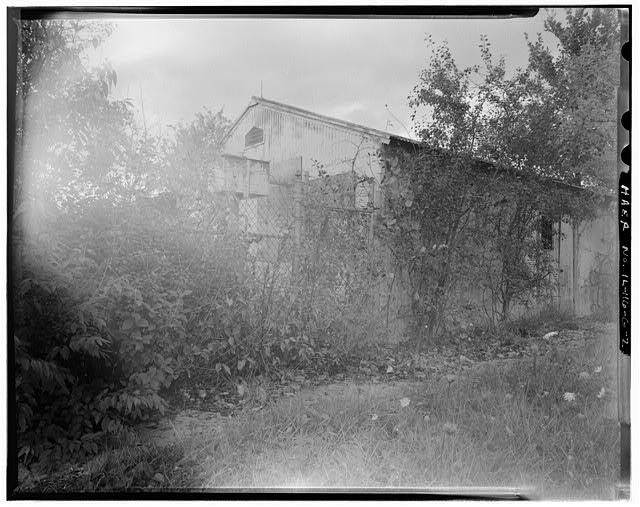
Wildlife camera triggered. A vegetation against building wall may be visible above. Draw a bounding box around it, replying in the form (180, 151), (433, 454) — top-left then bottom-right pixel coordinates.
(380, 8), (618, 345)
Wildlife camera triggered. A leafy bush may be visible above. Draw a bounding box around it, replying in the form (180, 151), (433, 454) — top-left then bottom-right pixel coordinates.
(14, 193), (253, 467)
(16, 179), (353, 471)
(11, 17), (316, 479)
(295, 176), (388, 353)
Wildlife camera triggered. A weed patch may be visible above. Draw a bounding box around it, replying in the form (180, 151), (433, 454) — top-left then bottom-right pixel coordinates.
(17, 440), (200, 492)
(183, 324), (618, 498)
(20, 321), (617, 498)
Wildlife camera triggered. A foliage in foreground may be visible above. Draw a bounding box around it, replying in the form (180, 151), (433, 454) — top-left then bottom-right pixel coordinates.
(17, 324), (617, 498)
(195, 325), (618, 498)
(12, 17), (290, 474)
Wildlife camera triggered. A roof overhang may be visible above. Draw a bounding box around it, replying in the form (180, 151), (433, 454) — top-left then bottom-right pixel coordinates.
(221, 152), (269, 164)
(221, 96), (418, 148)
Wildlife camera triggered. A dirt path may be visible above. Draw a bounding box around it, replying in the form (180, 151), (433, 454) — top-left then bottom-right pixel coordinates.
(139, 321), (617, 446)
(139, 379), (425, 446)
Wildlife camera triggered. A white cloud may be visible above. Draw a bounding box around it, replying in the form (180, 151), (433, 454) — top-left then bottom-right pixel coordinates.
(82, 13), (551, 133)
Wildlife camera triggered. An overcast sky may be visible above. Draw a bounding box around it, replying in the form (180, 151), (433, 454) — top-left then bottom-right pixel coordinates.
(88, 11), (562, 138)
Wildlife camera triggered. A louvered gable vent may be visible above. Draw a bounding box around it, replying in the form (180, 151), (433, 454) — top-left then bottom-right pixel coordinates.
(245, 126), (264, 148)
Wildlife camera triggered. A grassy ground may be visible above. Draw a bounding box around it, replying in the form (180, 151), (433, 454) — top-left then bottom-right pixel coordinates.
(21, 321), (619, 498)
(187, 324), (617, 498)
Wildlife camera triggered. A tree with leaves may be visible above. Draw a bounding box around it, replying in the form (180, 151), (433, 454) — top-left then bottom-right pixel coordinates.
(15, 20), (134, 209)
(11, 18), (252, 480)
(159, 107), (231, 211)
(526, 8), (619, 189)
(382, 8), (618, 343)
(10, 18), (194, 474)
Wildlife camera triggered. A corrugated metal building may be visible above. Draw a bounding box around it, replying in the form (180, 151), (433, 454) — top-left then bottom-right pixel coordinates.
(219, 96), (615, 332)
(221, 96), (394, 184)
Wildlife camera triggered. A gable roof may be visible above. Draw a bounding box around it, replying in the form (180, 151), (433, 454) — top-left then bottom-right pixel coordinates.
(221, 96), (419, 146)
(221, 96), (609, 197)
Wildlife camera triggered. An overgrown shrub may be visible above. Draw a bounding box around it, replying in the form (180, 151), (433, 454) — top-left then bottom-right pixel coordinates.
(296, 176), (388, 353)
(11, 17), (324, 478)
(17, 182), (368, 470)
(14, 193), (256, 468)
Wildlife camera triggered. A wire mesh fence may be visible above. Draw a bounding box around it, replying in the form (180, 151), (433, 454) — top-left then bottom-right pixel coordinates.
(213, 166), (406, 346)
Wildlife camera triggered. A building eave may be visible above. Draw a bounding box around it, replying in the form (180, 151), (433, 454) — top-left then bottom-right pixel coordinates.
(221, 96), (421, 148)
(221, 152), (269, 164)
(220, 99), (260, 146)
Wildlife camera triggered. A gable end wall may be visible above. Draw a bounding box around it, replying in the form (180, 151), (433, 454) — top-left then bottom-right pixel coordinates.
(223, 104), (388, 183)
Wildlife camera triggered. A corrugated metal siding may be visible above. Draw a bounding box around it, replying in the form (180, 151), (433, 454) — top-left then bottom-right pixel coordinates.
(223, 104), (387, 183)
(223, 102), (616, 333)
(558, 214), (616, 316)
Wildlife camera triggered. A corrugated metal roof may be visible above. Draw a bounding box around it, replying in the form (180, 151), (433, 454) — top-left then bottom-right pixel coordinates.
(222, 96), (419, 146)
(222, 97), (598, 195)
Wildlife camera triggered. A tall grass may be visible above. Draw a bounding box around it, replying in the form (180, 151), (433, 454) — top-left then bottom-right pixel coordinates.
(178, 324), (617, 498)
(23, 323), (618, 498)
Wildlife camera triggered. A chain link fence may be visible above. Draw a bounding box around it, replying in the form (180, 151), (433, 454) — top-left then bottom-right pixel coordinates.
(213, 161), (405, 347)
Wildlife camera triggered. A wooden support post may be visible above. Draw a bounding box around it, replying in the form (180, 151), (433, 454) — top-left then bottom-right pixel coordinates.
(368, 179), (376, 247)
(244, 159), (250, 199)
(292, 160), (304, 278)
